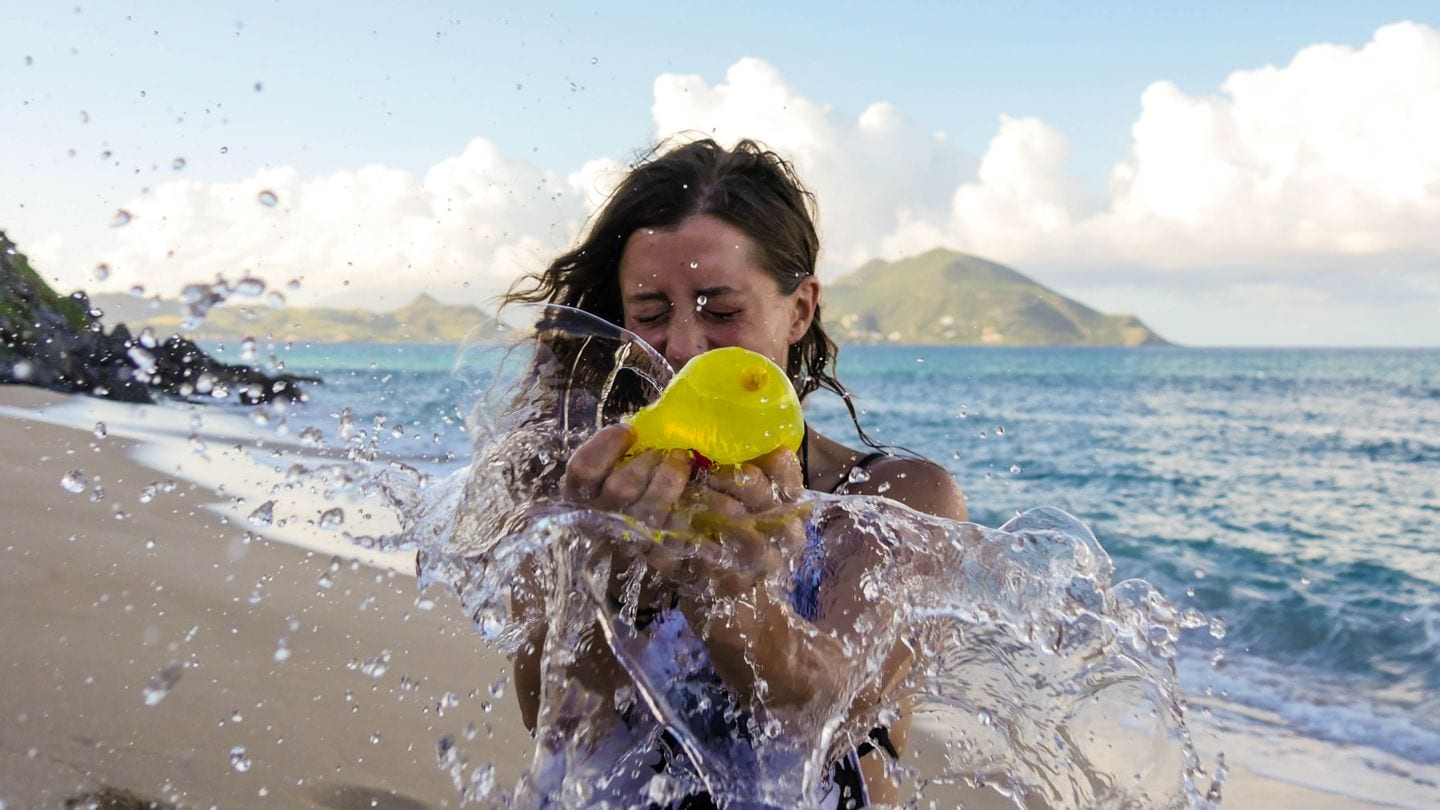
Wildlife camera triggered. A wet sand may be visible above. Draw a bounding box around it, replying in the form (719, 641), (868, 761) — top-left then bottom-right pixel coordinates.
(0, 386), (528, 808)
(0, 385), (1429, 808)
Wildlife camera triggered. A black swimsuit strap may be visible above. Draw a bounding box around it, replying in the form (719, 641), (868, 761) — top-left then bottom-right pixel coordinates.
(800, 422), (890, 494)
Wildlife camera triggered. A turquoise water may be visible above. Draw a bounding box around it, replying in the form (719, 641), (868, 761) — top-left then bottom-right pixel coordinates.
(256, 341), (1440, 766)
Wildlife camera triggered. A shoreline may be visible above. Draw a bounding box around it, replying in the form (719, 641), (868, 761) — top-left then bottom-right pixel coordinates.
(1, 384), (1434, 808)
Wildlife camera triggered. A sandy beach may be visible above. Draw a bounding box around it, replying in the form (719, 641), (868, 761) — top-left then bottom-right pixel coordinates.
(1, 385), (1432, 808)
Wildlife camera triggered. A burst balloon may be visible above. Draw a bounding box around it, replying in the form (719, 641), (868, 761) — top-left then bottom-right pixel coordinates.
(626, 347), (804, 466)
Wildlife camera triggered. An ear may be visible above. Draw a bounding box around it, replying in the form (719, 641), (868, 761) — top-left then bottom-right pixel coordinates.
(787, 275), (821, 344)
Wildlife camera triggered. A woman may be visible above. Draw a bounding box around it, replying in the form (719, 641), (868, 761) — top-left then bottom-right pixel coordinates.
(502, 138), (967, 806)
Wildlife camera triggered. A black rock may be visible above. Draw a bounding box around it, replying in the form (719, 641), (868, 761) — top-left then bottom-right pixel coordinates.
(1, 230), (315, 405)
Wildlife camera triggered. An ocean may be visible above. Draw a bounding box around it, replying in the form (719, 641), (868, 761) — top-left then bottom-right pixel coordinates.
(250, 341), (1440, 782)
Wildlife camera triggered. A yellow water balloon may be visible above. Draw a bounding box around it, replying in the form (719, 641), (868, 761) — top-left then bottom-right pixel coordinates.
(626, 347), (804, 466)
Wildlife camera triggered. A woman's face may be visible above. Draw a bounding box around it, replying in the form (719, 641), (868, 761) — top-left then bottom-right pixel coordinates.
(618, 214), (819, 373)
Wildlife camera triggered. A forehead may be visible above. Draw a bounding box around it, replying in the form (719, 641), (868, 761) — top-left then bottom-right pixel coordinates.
(618, 215), (771, 293)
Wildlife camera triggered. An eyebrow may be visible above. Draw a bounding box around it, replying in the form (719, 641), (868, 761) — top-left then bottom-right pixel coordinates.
(624, 285), (742, 304)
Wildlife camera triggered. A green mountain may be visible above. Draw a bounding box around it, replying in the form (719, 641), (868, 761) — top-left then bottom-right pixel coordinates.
(114, 293), (491, 344)
(101, 248), (1165, 346)
(824, 248), (1169, 346)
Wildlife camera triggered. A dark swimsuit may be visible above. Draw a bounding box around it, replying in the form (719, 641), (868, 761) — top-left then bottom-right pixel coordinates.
(646, 441), (898, 809)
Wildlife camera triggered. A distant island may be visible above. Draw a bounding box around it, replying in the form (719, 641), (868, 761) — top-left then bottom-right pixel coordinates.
(97, 292), (491, 345)
(101, 248), (1167, 347)
(825, 248), (1168, 346)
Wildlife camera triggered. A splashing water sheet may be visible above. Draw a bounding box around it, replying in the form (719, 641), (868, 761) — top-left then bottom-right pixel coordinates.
(396, 306), (1219, 808)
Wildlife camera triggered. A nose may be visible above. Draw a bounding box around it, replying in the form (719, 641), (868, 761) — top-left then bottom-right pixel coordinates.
(662, 312), (707, 370)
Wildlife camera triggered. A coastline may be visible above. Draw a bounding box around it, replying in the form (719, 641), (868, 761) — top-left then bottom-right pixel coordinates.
(0, 384), (1432, 808)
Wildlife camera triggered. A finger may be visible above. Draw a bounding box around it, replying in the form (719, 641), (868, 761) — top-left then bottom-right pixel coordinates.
(562, 424), (635, 498)
(705, 463), (771, 512)
(753, 448), (804, 501)
(629, 451), (692, 528)
(596, 450), (664, 510)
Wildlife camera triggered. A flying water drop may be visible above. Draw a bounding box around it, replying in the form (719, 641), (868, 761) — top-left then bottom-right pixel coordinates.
(257, 190), (278, 207)
(247, 500), (275, 527)
(318, 508), (345, 531)
(143, 661), (184, 706)
(61, 470), (87, 494)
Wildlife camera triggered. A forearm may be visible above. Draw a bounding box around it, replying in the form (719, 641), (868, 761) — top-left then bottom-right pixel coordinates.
(681, 583), (847, 708)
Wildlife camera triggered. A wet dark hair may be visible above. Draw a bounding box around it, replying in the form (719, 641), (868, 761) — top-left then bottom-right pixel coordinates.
(502, 137), (877, 443)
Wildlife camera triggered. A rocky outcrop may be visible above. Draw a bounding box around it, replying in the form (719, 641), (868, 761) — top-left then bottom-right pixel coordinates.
(1, 231), (312, 405)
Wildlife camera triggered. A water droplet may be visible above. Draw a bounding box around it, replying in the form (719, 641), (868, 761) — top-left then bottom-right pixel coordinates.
(93, 263), (110, 281)
(695, 294), (707, 310)
(229, 710), (243, 723)
(229, 746), (251, 772)
(337, 408), (356, 439)
(1207, 616), (1227, 640)
(488, 676), (507, 699)
(273, 637), (291, 662)
(92, 422), (107, 439)
(845, 466), (871, 485)
(110, 209), (132, 227)
(359, 649), (391, 678)
(61, 470), (87, 494)
(257, 190), (278, 207)
(220, 146), (229, 154)
(188, 434), (207, 455)
(143, 661), (184, 706)
(995, 425), (1006, 436)
(688, 260), (699, 270)
(247, 500), (275, 527)
(129, 284), (146, 297)
(239, 336), (258, 362)
(172, 157), (186, 170)
(233, 276), (265, 297)
(299, 427), (324, 448)
(876, 481), (891, 494)
(1009, 464), (1022, 475)
(318, 508), (344, 531)
(138, 483), (158, 504)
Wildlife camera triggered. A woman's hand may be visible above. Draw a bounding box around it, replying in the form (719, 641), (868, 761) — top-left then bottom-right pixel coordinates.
(561, 424), (693, 531)
(684, 448), (807, 597)
(560, 425), (806, 594)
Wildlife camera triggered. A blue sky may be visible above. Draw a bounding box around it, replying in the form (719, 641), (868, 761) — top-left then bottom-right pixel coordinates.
(4, 1), (1438, 345)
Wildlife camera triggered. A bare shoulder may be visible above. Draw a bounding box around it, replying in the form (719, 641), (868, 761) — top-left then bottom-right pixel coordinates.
(855, 456), (968, 522)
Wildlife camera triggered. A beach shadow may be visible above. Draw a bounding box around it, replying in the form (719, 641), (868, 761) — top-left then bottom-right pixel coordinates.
(308, 783), (431, 810)
(63, 785), (178, 810)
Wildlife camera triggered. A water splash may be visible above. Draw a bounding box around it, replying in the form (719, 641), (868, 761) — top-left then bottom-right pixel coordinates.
(388, 305), (1216, 807)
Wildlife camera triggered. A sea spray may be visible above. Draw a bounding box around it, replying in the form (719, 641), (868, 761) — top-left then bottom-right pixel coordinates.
(388, 306), (1219, 808)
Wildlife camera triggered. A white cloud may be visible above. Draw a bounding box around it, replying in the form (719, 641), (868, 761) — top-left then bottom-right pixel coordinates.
(923, 21), (1440, 273)
(650, 58), (972, 273)
(37, 138), (591, 308)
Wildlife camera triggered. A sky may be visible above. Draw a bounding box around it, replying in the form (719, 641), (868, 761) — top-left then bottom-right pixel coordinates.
(2, 1), (1438, 346)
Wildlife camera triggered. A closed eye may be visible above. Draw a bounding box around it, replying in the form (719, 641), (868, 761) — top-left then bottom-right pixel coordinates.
(703, 309), (740, 321)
